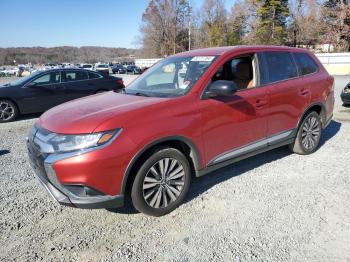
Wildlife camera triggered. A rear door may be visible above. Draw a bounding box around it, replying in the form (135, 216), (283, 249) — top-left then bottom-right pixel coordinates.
(61, 70), (92, 101)
(259, 51), (310, 139)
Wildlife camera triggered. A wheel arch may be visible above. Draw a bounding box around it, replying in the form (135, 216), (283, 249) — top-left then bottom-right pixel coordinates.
(0, 97), (21, 114)
(297, 102), (326, 130)
(121, 136), (201, 195)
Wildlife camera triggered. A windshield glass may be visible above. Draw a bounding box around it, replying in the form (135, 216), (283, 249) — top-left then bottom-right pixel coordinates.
(10, 70), (43, 86)
(98, 64), (108, 68)
(126, 56), (216, 97)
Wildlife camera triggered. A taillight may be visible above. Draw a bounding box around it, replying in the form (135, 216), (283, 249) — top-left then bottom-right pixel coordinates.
(116, 79), (124, 86)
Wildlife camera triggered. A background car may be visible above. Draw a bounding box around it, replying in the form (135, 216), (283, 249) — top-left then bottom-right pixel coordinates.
(112, 64), (126, 74)
(94, 64), (109, 75)
(126, 65), (141, 74)
(80, 64), (93, 70)
(0, 68), (124, 122)
(341, 82), (350, 105)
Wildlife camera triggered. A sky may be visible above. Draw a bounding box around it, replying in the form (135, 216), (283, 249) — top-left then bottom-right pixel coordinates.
(0, 0), (234, 49)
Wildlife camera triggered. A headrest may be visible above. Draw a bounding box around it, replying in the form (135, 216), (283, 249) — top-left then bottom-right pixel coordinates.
(236, 62), (252, 80)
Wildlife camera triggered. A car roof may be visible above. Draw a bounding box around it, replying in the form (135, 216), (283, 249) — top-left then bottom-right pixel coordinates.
(172, 45), (310, 57)
(41, 68), (97, 73)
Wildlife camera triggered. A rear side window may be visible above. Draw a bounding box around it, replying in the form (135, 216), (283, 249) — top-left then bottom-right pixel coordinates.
(89, 72), (102, 79)
(261, 52), (298, 84)
(293, 52), (319, 76)
(62, 71), (88, 82)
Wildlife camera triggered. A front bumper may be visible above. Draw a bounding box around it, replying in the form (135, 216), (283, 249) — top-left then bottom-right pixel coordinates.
(27, 137), (124, 209)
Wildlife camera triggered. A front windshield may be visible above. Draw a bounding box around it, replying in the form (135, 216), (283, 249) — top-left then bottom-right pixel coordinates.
(126, 56), (217, 97)
(10, 70), (43, 86)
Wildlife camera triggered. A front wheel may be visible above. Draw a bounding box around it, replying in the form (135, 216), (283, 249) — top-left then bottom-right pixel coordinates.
(0, 100), (18, 123)
(289, 111), (322, 155)
(131, 147), (191, 216)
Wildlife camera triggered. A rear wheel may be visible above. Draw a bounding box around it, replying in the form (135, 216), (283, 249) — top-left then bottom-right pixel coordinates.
(131, 147), (191, 216)
(0, 100), (18, 123)
(289, 111), (322, 155)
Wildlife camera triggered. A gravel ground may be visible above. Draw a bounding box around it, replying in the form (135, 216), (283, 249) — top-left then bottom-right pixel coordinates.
(0, 75), (349, 261)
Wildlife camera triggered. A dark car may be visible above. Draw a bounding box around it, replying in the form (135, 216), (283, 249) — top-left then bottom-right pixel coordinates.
(112, 64), (126, 74)
(0, 68), (124, 122)
(341, 82), (350, 105)
(126, 65), (141, 74)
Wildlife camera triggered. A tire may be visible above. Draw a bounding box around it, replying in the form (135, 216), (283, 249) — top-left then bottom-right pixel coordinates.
(289, 111), (322, 155)
(131, 146), (191, 216)
(0, 99), (18, 123)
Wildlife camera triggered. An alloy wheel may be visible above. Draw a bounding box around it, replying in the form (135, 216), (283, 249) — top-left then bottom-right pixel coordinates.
(0, 101), (15, 121)
(301, 116), (321, 150)
(142, 158), (185, 209)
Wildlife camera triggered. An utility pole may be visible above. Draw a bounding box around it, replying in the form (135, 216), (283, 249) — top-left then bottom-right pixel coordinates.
(188, 6), (192, 51)
(189, 20), (191, 51)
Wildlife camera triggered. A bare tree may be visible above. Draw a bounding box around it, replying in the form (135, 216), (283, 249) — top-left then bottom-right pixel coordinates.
(321, 0), (350, 51)
(200, 0), (227, 47)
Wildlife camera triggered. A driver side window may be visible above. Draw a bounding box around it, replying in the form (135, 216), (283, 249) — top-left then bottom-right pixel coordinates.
(33, 72), (61, 85)
(211, 54), (257, 91)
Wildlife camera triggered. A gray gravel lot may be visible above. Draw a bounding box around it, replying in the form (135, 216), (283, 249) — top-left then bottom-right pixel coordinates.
(0, 75), (349, 261)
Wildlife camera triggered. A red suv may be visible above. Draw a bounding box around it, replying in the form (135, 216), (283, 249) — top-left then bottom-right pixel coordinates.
(27, 46), (334, 216)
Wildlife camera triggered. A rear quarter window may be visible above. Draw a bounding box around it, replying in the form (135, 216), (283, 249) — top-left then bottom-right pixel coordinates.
(293, 52), (319, 76)
(89, 72), (102, 79)
(261, 51), (298, 84)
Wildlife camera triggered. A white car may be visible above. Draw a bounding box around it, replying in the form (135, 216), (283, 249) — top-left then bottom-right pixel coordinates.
(80, 64), (93, 70)
(2, 68), (19, 76)
(94, 64), (109, 74)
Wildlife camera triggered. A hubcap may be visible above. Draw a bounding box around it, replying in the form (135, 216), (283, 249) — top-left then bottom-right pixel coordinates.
(142, 158), (185, 209)
(0, 101), (14, 121)
(301, 116), (320, 150)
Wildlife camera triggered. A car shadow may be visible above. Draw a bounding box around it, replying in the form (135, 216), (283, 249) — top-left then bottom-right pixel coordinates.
(107, 120), (341, 215)
(0, 149), (10, 156)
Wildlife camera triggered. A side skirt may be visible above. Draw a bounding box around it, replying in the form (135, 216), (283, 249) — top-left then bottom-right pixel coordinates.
(196, 133), (295, 177)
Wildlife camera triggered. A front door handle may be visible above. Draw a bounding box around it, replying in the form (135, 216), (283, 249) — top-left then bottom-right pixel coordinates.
(255, 99), (268, 109)
(299, 88), (310, 96)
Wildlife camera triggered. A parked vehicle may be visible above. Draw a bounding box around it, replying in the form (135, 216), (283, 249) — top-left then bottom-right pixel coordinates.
(126, 65), (141, 74)
(80, 64), (93, 70)
(95, 64), (109, 75)
(0, 68), (124, 122)
(112, 64), (127, 74)
(341, 82), (350, 105)
(27, 46), (334, 216)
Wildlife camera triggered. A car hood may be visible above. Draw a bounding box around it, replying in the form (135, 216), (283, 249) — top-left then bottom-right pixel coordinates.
(39, 92), (167, 134)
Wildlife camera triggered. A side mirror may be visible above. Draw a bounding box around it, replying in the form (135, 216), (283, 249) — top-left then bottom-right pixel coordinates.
(206, 80), (237, 97)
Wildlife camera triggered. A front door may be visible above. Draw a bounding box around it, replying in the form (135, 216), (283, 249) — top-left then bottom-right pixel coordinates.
(21, 71), (65, 113)
(200, 53), (269, 166)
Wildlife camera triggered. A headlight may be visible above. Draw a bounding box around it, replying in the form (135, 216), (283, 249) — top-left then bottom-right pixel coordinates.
(34, 129), (122, 153)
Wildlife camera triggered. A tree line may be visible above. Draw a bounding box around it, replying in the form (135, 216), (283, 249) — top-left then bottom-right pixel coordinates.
(0, 46), (137, 65)
(139, 0), (350, 57)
